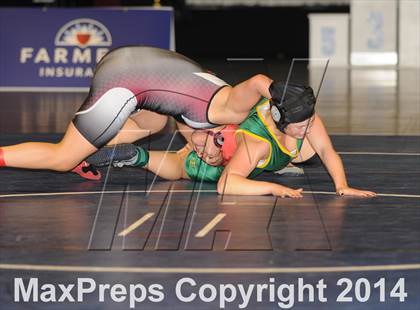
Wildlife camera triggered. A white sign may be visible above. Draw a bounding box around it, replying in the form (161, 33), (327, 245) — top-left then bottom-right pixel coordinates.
(309, 14), (349, 67)
(351, 0), (397, 66)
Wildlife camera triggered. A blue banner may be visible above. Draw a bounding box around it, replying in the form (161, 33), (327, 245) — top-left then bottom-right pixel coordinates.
(0, 7), (174, 89)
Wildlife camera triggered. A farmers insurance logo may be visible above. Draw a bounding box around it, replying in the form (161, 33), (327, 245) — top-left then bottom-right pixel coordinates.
(55, 18), (112, 48)
(20, 18), (112, 78)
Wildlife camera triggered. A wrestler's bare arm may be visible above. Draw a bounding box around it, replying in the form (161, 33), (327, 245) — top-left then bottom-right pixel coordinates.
(208, 74), (273, 125)
(306, 114), (376, 197)
(217, 132), (303, 198)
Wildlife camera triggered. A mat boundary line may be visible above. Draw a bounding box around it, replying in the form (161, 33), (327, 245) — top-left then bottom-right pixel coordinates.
(1, 263), (420, 274)
(1, 190), (419, 199)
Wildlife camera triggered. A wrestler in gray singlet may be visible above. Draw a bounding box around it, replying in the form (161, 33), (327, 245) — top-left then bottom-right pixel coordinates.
(73, 46), (229, 147)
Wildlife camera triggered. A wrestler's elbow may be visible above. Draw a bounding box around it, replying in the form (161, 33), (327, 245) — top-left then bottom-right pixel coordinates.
(216, 180), (224, 195)
(247, 74), (272, 98)
(249, 74), (272, 89)
(217, 171), (237, 194)
(217, 173), (228, 195)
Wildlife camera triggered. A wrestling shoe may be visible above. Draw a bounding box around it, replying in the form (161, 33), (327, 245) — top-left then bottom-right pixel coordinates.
(87, 144), (148, 168)
(87, 144), (138, 167)
(72, 161), (101, 180)
(274, 164), (304, 176)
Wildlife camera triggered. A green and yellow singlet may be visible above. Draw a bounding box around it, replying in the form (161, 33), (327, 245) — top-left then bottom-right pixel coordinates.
(185, 98), (303, 182)
(237, 98), (303, 178)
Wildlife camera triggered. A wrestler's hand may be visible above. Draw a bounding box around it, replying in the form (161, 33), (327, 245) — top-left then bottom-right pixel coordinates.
(272, 185), (303, 198)
(336, 187), (376, 197)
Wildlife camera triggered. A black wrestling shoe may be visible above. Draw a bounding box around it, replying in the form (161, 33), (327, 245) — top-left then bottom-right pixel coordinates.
(87, 144), (138, 167)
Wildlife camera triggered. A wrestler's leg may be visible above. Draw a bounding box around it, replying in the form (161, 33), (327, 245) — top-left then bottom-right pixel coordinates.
(175, 121), (196, 146)
(130, 110), (168, 135)
(1, 122), (97, 171)
(87, 142), (191, 181)
(208, 74), (272, 125)
(145, 146), (190, 181)
(87, 115), (177, 168)
(106, 111), (168, 145)
(1, 46), (145, 172)
(2, 87), (139, 171)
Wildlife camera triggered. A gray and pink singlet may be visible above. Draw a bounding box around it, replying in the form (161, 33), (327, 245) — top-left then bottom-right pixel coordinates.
(73, 46), (229, 147)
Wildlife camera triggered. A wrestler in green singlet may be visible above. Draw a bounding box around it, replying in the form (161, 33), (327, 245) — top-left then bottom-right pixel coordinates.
(185, 98), (303, 182)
